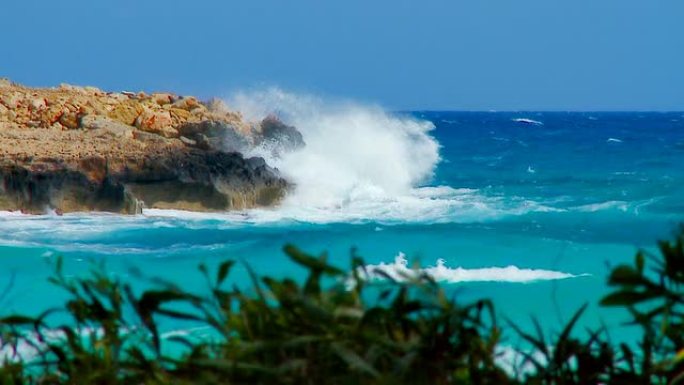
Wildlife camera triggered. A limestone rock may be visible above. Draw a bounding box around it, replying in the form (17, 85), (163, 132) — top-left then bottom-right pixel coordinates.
(109, 100), (143, 125)
(59, 110), (81, 129)
(0, 92), (21, 109)
(172, 97), (202, 111)
(58, 83), (88, 94)
(0, 78), (300, 214)
(169, 107), (191, 125)
(84, 86), (104, 95)
(151, 93), (175, 105)
(38, 105), (67, 126)
(81, 115), (134, 138)
(30, 97), (47, 111)
(135, 109), (176, 137)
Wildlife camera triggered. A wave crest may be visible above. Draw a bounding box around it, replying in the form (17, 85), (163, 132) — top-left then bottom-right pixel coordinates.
(228, 90), (561, 224)
(355, 253), (589, 285)
(232, 89), (440, 208)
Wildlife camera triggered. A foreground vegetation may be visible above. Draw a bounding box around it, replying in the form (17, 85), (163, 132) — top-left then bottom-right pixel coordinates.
(1, 229), (684, 384)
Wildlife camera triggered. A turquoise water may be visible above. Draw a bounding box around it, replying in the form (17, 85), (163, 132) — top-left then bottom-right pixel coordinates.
(1, 111), (682, 343)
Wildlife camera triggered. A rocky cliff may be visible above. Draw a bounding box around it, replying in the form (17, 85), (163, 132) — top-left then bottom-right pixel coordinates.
(0, 79), (302, 214)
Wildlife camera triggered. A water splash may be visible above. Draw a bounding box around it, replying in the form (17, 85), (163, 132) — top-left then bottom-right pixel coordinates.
(354, 252), (589, 285)
(232, 89), (440, 207)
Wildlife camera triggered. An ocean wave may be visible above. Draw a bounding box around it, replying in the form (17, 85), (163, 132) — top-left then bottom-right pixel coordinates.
(164, 90), (567, 225)
(144, 189), (561, 225)
(573, 201), (629, 213)
(0, 92), (663, 233)
(353, 253), (589, 285)
(569, 197), (661, 215)
(0, 193), (654, 247)
(512, 118), (544, 126)
(233, 89), (441, 209)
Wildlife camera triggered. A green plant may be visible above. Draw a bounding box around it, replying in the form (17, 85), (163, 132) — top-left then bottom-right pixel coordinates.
(0, 227), (684, 384)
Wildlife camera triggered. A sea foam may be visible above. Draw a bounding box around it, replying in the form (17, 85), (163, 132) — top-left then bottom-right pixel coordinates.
(226, 90), (556, 224)
(353, 253), (589, 286)
(232, 89), (440, 206)
(512, 118), (544, 126)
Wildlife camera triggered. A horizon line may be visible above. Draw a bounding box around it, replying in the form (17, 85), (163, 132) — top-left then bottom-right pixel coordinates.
(402, 109), (684, 114)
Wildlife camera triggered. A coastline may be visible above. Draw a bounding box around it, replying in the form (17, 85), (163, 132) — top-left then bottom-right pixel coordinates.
(0, 79), (302, 214)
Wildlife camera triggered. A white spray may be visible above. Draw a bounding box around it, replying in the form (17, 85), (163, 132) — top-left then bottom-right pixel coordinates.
(218, 89), (557, 224)
(231, 89), (440, 209)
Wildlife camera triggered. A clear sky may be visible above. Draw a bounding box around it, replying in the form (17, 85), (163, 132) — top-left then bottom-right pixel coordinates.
(3, 0), (683, 110)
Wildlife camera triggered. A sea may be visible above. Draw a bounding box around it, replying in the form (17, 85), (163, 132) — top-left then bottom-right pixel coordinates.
(1, 95), (683, 346)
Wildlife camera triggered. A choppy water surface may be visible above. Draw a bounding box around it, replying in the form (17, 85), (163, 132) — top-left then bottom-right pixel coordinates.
(1, 108), (683, 342)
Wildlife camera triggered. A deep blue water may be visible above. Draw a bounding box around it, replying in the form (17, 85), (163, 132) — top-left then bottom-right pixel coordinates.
(1, 111), (682, 344)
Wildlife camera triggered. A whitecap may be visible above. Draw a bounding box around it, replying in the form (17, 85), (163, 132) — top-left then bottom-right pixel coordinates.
(351, 253), (589, 286)
(144, 190), (559, 226)
(512, 118), (544, 126)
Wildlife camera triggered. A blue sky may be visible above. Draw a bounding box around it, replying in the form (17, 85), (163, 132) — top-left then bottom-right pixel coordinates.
(3, 0), (683, 110)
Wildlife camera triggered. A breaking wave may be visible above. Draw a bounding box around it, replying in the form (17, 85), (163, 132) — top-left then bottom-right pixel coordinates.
(512, 118), (544, 126)
(354, 253), (589, 285)
(232, 89), (440, 205)
(227, 90), (555, 224)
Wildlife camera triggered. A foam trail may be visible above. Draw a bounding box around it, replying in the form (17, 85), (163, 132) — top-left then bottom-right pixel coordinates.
(355, 253), (588, 285)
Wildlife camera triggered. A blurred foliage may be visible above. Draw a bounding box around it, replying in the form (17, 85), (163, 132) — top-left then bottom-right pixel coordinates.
(0, 228), (683, 384)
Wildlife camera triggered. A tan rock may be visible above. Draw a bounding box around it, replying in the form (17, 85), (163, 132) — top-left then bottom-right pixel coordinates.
(82, 100), (108, 116)
(135, 109), (176, 137)
(30, 97), (47, 111)
(30, 106), (62, 128)
(169, 107), (191, 125)
(132, 130), (169, 143)
(0, 92), (21, 109)
(84, 86), (103, 95)
(59, 110), (81, 129)
(58, 84), (87, 94)
(108, 101), (143, 125)
(172, 97), (201, 111)
(78, 155), (108, 183)
(151, 93), (174, 105)
(107, 93), (129, 102)
(81, 115), (134, 138)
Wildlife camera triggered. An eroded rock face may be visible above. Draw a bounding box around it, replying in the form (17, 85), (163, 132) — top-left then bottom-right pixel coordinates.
(0, 79), (294, 214)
